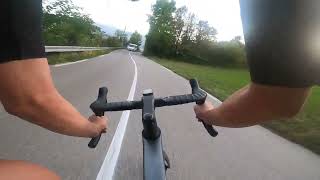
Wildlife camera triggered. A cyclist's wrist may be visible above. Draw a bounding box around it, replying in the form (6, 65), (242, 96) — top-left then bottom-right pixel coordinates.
(202, 108), (223, 126)
(69, 118), (99, 138)
(207, 107), (245, 127)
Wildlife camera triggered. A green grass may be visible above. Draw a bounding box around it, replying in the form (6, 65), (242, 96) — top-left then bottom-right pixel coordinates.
(151, 57), (250, 99)
(151, 57), (320, 155)
(47, 48), (119, 65)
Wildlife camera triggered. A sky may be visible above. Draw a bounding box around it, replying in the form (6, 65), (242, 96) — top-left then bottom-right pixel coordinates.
(72, 0), (244, 41)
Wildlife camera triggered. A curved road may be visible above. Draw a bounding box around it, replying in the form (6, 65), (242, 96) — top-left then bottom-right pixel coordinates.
(0, 50), (319, 180)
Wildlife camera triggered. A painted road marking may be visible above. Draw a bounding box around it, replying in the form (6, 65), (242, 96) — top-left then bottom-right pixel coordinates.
(53, 59), (89, 67)
(96, 52), (138, 180)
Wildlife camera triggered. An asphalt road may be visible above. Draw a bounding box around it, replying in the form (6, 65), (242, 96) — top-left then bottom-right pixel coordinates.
(1, 50), (320, 180)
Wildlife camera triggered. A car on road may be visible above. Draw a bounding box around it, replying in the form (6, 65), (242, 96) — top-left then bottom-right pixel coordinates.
(127, 43), (138, 51)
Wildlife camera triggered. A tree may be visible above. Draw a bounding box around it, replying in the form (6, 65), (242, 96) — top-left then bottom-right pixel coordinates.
(180, 12), (197, 54)
(129, 31), (143, 46)
(114, 30), (128, 47)
(43, 0), (81, 16)
(233, 36), (242, 42)
(231, 35), (244, 46)
(43, 0), (104, 46)
(104, 36), (122, 47)
(195, 20), (217, 44)
(144, 0), (177, 56)
(173, 6), (188, 54)
(144, 0), (246, 68)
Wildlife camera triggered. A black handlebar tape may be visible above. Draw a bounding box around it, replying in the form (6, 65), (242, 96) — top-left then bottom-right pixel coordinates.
(155, 92), (206, 107)
(189, 79), (199, 90)
(88, 87), (108, 148)
(190, 79), (218, 137)
(201, 122), (218, 137)
(196, 101), (219, 137)
(88, 135), (102, 148)
(103, 101), (143, 111)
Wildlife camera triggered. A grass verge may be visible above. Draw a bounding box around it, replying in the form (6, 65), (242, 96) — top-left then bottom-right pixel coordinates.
(47, 48), (120, 65)
(151, 57), (320, 155)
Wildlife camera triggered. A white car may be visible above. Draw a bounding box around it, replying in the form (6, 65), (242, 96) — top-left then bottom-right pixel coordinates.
(127, 43), (138, 51)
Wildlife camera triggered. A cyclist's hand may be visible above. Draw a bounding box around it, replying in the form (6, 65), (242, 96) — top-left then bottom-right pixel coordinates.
(88, 115), (108, 137)
(194, 101), (214, 125)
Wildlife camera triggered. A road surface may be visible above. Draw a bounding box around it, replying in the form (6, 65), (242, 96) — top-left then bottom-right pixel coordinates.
(0, 50), (320, 180)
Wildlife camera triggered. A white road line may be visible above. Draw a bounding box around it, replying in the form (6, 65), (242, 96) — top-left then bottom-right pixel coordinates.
(53, 53), (107, 67)
(161, 65), (176, 74)
(53, 59), (89, 67)
(207, 93), (222, 104)
(96, 52), (138, 180)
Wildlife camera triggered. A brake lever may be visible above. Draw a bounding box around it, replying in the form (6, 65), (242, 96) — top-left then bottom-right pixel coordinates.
(88, 133), (102, 148)
(190, 79), (218, 137)
(196, 100), (219, 137)
(88, 87), (108, 148)
(200, 121), (218, 137)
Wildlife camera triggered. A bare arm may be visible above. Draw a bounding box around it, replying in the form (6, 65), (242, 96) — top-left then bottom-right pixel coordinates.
(0, 58), (107, 137)
(194, 83), (311, 128)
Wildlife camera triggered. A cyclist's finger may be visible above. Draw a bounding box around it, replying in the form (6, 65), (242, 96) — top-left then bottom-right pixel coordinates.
(88, 115), (108, 133)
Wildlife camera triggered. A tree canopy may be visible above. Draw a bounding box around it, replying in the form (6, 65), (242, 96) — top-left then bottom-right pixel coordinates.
(129, 31), (143, 46)
(144, 0), (177, 56)
(42, 0), (130, 47)
(144, 0), (246, 67)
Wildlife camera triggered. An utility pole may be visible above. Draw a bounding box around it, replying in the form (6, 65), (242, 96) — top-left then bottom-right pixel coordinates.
(122, 26), (127, 47)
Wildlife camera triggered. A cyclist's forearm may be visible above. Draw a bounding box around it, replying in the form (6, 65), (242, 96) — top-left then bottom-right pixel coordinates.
(0, 59), (100, 137)
(203, 83), (310, 128)
(203, 85), (273, 127)
(15, 91), (99, 137)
